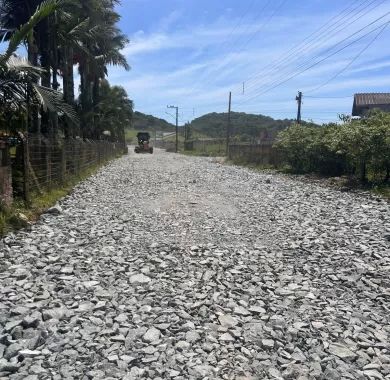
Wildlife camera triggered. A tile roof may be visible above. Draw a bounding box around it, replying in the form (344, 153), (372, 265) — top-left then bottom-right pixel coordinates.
(354, 93), (390, 106)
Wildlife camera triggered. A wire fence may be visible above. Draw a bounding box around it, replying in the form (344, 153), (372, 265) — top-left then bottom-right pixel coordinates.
(9, 134), (125, 202)
(228, 141), (281, 165)
(184, 139), (226, 156)
(155, 137), (278, 164)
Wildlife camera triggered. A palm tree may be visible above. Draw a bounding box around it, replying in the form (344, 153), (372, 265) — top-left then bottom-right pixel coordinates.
(0, 0), (78, 131)
(94, 79), (133, 142)
(74, 0), (130, 138)
(0, 0), (130, 138)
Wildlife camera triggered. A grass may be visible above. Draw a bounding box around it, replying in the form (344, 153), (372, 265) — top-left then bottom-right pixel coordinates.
(371, 184), (390, 199)
(125, 129), (139, 144)
(182, 142), (226, 157)
(0, 159), (117, 237)
(227, 158), (390, 200)
(183, 149), (226, 157)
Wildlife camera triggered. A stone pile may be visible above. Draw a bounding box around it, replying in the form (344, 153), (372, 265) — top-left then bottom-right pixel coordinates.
(0, 150), (389, 379)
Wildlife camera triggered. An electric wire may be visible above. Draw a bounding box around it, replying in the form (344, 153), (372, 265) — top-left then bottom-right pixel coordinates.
(239, 0), (386, 97)
(186, 0), (277, 96)
(305, 21), (389, 94)
(232, 0), (367, 93)
(184, 0), (263, 97)
(206, 0), (288, 87)
(236, 14), (390, 105)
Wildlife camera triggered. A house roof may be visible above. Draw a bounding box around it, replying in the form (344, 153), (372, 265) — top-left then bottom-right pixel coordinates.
(352, 93), (390, 116)
(354, 93), (390, 106)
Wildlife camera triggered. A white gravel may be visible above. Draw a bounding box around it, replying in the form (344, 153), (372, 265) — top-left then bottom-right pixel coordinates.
(0, 148), (389, 380)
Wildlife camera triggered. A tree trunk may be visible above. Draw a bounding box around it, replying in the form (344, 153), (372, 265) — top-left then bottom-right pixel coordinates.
(27, 40), (40, 134)
(38, 18), (51, 136)
(79, 63), (94, 138)
(360, 160), (367, 183)
(62, 46), (75, 104)
(51, 16), (59, 138)
(62, 46), (76, 138)
(93, 75), (100, 106)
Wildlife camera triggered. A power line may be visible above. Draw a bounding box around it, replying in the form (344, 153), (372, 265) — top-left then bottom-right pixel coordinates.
(239, 0), (385, 97)
(306, 21), (389, 94)
(218, 0), (258, 52)
(234, 0), (368, 93)
(184, 0), (262, 96)
(304, 95), (353, 99)
(236, 14), (390, 105)
(187, 0), (282, 96)
(206, 0), (288, 87)
(188, 1), (379, 117)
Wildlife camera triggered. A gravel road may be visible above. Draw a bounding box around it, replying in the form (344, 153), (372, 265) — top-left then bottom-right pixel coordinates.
(1, 149), (389, 380)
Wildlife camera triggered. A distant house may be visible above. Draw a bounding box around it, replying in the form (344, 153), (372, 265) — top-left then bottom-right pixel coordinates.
(352, 93), (390, 117)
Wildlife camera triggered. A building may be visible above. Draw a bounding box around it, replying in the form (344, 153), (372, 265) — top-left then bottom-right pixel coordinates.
(352, 93), (390, 117)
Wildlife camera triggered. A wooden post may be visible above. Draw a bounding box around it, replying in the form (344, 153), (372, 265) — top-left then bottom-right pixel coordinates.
(60, 141), (66, 184)
(226, 91), (232, 158)
(45, 139), (52, 189)
(21, 134), (30, 204)
(296, 91), (302, 124)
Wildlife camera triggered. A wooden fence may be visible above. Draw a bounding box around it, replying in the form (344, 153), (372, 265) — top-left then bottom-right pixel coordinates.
(0, 134), (125, 205)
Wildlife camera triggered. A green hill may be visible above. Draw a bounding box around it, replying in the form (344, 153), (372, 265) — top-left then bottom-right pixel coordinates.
(130, 111), (175, 131)
(189, 112), (316, 141)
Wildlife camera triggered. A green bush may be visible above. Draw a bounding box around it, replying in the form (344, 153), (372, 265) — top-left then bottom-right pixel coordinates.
(275, 110), (390, 182)
(331, 111), (390, 182)
(275, 124), (347, 176)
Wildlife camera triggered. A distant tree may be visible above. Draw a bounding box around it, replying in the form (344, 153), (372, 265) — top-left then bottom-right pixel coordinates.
(130, 111), (175, 132)
(188, 111), (312, 141)
(94, 79), (133, 141)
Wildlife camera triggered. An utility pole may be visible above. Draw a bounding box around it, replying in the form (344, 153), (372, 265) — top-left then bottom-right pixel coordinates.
(296, 91), (302, 124)
(226, 91), (232, 157)
(167, 105), (179, 153)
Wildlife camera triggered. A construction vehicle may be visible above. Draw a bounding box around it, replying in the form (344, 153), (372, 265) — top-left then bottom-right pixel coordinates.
(134, 132), (153, 154)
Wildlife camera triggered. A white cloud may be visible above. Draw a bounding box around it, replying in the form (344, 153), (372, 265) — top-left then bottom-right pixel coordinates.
(111, 0), (390, 125)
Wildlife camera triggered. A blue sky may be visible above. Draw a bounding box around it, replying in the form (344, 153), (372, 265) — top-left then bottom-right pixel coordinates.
(107, 0), (390, 125)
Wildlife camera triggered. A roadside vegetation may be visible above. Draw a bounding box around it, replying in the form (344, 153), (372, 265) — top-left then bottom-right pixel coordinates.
(0, 160), (116, 235)
(274, 110), (390, 194)
(180, 110), (389, 197)
(0, 0), (133, 235)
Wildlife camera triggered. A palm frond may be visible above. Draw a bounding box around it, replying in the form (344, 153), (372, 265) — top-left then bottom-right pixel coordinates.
(95, 51), (130, 71)
(0, 80), (27, 109)
(33, 84), (79, 126)
(67, 18), (98, 40)
(6, 56), (44, 77)
(3, 0), (63, 61)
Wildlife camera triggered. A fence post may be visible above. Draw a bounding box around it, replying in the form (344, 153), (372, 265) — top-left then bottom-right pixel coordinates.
(77, 139), (81, 175)
(60, 140), (66, 184)
(21, 134), (30, 204)
(45, 139), (52, 189)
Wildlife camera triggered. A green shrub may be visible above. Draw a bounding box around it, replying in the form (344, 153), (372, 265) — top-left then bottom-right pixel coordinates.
(275, 124), (346, 175)
(330, 111), (390, 182)
(274, 111), (390, 182)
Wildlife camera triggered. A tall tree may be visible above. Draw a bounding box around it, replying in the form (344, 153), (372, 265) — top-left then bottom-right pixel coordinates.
(75, 0), (130, 138)
(0, 0), (78, 131)
(0, 0), (131, 138)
